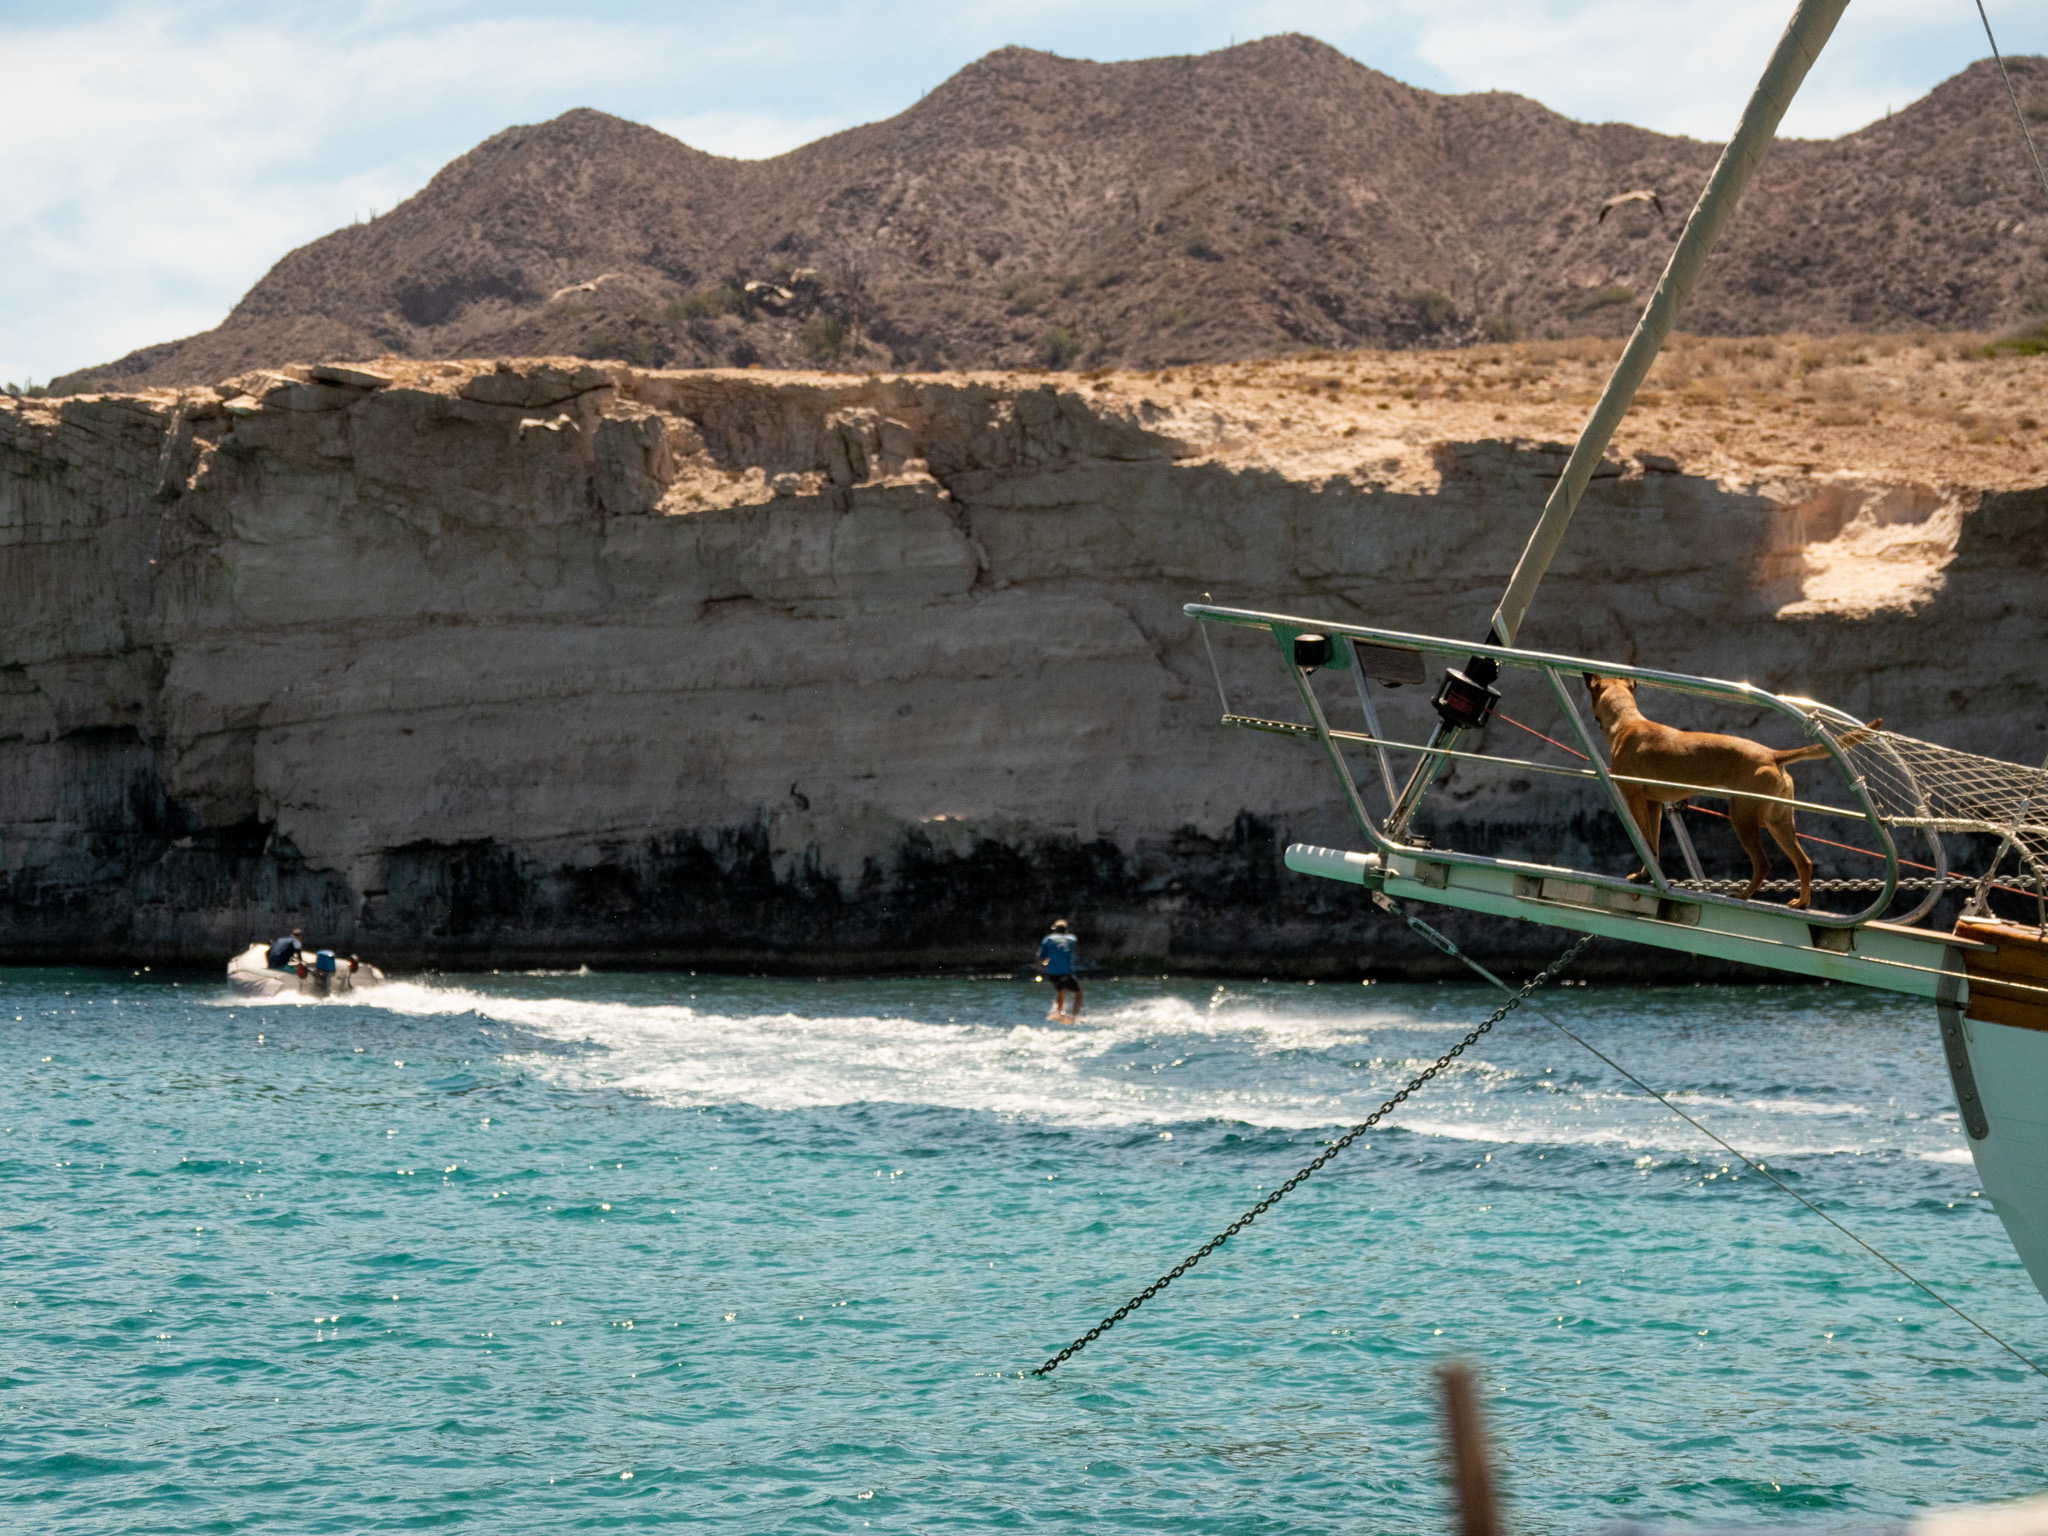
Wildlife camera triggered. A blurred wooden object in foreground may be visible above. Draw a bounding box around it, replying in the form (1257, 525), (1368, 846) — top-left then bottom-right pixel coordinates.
(1437, 1360), (1503, 1536)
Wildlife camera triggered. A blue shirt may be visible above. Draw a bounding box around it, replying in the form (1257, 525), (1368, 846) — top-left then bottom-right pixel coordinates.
(1038, 933), (1077, 975)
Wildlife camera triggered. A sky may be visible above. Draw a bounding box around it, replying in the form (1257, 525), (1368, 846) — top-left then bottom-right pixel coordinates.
(3, 0), (2044, 388)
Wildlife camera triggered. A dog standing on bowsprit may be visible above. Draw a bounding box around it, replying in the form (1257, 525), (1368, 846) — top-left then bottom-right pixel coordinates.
(1584, 674), (1880, 909)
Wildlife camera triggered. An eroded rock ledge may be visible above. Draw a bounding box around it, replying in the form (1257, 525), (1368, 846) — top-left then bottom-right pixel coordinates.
(2, 357), (2042, 976)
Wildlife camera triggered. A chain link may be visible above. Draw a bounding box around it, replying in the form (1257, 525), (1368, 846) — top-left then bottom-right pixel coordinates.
(1669, 874), (1979, 895)
(1029, 933), (1595, 1378)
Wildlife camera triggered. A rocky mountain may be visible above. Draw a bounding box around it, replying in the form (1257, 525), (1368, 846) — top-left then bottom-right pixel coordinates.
(50, 38), (2048, 391)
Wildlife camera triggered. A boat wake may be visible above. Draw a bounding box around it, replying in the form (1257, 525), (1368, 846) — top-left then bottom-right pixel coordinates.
(209, 974), (1971, 1167)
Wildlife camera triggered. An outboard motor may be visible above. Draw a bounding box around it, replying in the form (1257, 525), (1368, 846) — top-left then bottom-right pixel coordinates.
(307, 949), (338, 996)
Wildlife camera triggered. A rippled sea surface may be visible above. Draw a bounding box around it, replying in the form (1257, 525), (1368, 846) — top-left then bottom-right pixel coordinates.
(5, 964), (2045, 1533)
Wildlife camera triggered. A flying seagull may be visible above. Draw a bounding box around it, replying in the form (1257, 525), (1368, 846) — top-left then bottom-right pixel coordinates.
(548, 272), (621, 302)
(1598, 189), (1665, 222)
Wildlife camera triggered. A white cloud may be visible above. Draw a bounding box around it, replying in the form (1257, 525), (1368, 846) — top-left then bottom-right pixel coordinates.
(2, 0), (2040, 385)
(1382, 0), (2048, 139)
(647, 111), (858, 161)
(1400, 1), (1786, 138)
(0, 3), (753, 382)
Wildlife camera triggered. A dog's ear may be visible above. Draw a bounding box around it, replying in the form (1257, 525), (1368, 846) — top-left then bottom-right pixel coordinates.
(1582, 671), (1600, 691)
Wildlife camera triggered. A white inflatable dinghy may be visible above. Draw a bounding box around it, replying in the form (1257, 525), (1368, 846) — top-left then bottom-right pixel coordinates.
(227, 943), (385, 998)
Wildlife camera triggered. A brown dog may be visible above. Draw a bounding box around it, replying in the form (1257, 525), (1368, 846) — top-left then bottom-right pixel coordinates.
(1583, 675), (1879, 909)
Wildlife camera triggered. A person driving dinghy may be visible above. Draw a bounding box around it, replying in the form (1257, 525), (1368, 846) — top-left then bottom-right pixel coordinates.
(266, 929), (306, 971)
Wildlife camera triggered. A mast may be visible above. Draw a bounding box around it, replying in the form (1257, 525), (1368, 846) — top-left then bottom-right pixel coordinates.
(1383, 0), (1852, 837)
(1489, 0), (1852, 647)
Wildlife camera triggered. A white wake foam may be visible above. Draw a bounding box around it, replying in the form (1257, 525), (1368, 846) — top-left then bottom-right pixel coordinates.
(207, 976), (1971, 1163)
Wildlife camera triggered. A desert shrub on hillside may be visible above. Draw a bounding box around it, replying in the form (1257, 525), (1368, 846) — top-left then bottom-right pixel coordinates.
(1524, 336), (1617, 367)
(1990, 315), (2048, 356)
(671, 289), (749, 321)
(1405, 289), (1458, 329)
(802, 315), (849, 361)
(1575, 285), (1636, 315)
(1002, 276), (1050, 315)
(585, 327), (655, 367)
(1039, 326), (1084, 369)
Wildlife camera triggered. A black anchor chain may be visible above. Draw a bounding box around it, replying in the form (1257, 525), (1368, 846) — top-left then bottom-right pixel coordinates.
(1030, 929), (1595, 1378)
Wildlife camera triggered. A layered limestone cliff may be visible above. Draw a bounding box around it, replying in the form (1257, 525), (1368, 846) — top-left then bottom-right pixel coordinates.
(3, 353), (2043, 974)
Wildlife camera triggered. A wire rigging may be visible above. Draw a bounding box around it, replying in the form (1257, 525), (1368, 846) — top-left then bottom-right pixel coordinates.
(1397, 907), (2048, 1383)
(1975, 0), (2048, 206)
(1489, 711), (2043, 900)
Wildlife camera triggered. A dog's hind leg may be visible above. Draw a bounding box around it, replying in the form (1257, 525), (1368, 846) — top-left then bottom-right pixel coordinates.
(1622, 791), (1662, 881)
(1731, 801), (1772, 900)
(1765, 807), (1814, 909)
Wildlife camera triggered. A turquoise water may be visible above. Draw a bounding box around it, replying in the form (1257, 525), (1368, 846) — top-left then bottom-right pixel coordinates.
(4, 965), (2044, 1533)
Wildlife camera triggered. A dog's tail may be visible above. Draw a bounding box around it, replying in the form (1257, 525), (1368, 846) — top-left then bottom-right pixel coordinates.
(1771, 718), (1883, 765)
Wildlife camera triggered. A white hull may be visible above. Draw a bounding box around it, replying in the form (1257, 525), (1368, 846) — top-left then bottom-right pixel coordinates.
(226, 943), (385, 998)
(1947, 1004), (2048, 1302)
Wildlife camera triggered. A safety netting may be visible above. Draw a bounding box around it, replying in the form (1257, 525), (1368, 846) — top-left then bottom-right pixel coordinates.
(1840, 729), (2048, 894)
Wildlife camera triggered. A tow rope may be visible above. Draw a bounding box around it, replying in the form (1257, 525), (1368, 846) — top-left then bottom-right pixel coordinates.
(1029, 932), (1593, 1377)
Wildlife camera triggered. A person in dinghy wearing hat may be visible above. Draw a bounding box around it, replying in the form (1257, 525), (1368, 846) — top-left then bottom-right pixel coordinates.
(266, 928), (306, 971)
